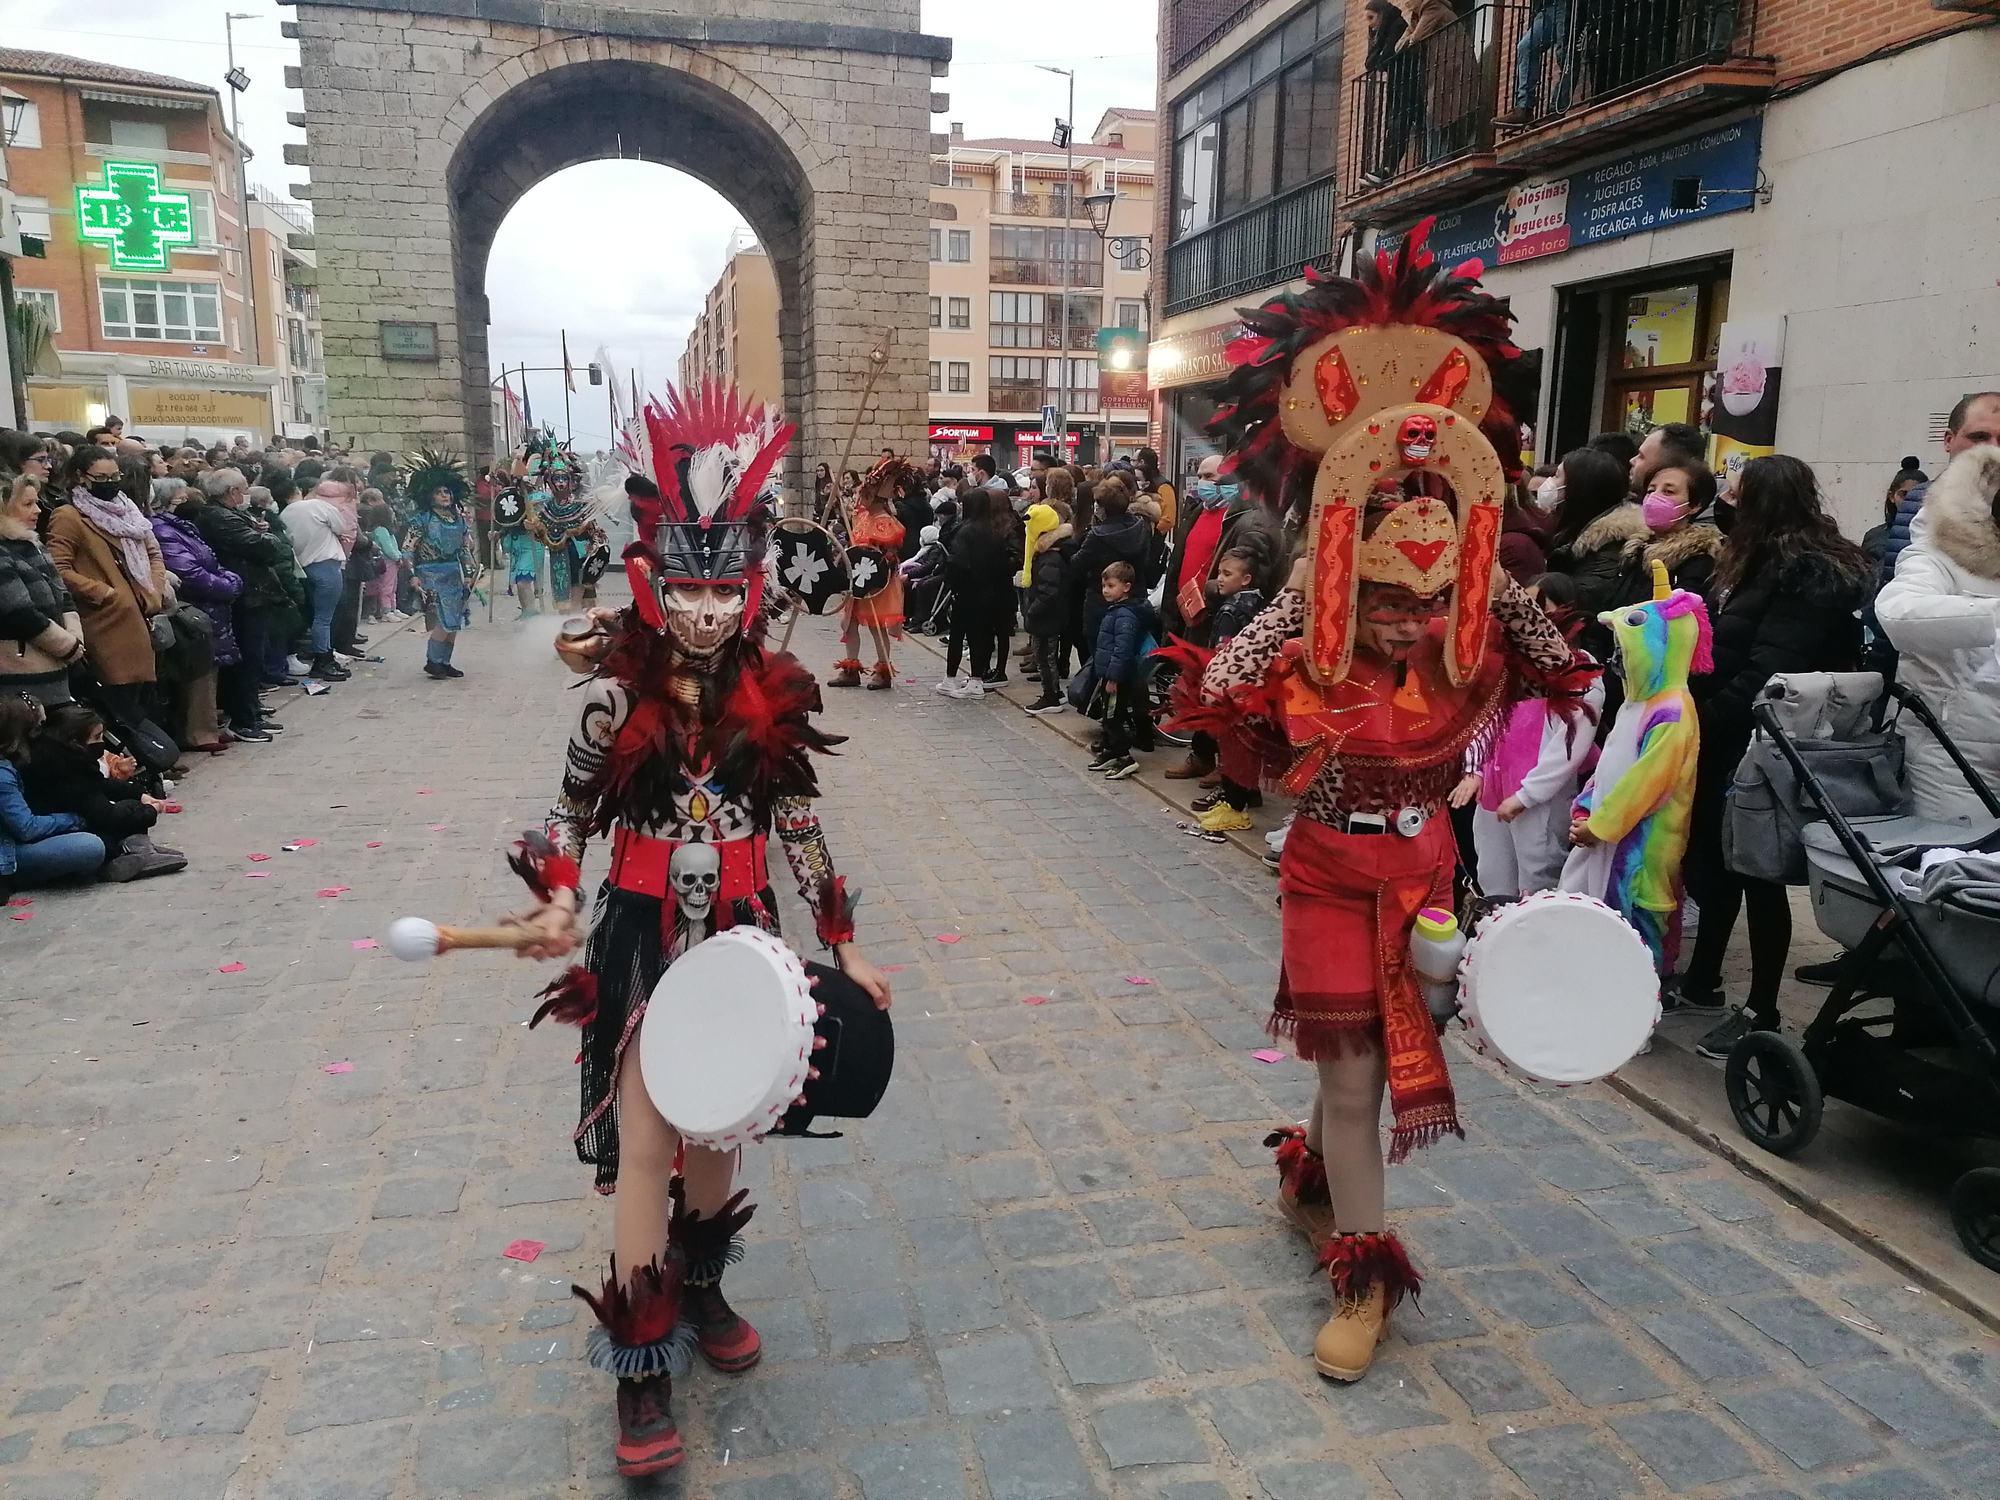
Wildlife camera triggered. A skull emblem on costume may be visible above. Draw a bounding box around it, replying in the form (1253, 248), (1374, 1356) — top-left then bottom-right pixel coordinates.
(662, 581), (746, 660)
(1397, 413), (1439, 467)
(668, 842), (722, 921)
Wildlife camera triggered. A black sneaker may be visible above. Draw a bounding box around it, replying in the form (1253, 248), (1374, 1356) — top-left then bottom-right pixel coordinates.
(232, 726), (273, 743)
(981, 672), (1008, 686)
(1695, 1007), (1775, 1061)
(1104, 757), (1140, 781)
(424, 661), (451, 680)
(1794, 959), (1845, 987)
(1660, 975), (1726, 1012)
(1087, 750), (1117, 771)
(440, 662), (464, 678)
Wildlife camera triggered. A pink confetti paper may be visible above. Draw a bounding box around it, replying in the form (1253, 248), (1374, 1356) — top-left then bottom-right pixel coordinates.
(416, 789), (434, 795)
(246, 853), (270, 862)
(351, 939), (378, 950)
(316, 887), (350, 898)
(1022, 995), (1049, 1006)
(1252, 1049), (1286, 1064)
(218, 962), (246, 973)
(322, 1061), (353, 1074)
(366, 842), (384, 849)
(244, 872), (270, 879)
(881, 965), (907, 973)
(8, 910), (30, 921)
(1123, 975), (1153, 985)
(427, 824), (448, 832)
(5, 895), (30, 906)
(934, 933), (962, 945)
(503, 1239), (545, 1262)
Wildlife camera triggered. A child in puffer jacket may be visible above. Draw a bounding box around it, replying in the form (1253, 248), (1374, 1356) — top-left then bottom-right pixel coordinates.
(1089, 560), (1161, 780)
(1022, 502), (1074, 714)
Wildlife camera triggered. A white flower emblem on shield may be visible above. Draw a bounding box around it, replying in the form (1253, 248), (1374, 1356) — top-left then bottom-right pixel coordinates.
(849, 554), (879, 592)
(784, 541), (828, 594)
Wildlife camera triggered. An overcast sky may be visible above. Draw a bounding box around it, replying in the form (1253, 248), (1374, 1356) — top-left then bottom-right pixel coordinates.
(13, 0), (1157, 450)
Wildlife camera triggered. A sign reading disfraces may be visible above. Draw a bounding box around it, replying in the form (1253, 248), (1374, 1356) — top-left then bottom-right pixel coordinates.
(76, 161), (195, 272)
(1387, 118), (1764, 273)
(379, 321), (439, 361)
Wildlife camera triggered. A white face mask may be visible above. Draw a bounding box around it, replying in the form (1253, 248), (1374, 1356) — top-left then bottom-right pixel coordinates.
(1533, 479), (1563, 513)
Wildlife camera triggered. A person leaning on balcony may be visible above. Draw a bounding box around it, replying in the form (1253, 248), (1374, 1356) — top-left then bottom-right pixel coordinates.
(1500, 0), (1574, 125)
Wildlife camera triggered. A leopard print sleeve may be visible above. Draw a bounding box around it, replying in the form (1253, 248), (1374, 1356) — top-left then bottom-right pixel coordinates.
(547, 680), (625, 862)
(1202, 588), (1305, 705)
(1492, 577), (1573, 677)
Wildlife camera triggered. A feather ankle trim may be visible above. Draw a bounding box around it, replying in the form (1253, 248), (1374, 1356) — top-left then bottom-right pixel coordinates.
(1264, 1126), (1329, 1205)
(670, 1183), (757, 1286)
(573, 1255), (695, 1377)
(1317, 1231), (1422, 1313)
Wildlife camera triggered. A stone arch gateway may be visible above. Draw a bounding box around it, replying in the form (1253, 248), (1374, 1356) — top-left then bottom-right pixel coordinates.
(286, 0), (948, 478)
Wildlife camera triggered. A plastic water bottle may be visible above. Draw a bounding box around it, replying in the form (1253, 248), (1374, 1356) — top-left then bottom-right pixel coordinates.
(1410, 907), (1466, 1024)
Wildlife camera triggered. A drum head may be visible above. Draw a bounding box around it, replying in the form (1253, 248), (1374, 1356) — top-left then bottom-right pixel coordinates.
(639, 928), (814, 1144)
(1461, 893), (1658, 1085)
(773, 519), (850, 615)
(846, 544), (891, 600)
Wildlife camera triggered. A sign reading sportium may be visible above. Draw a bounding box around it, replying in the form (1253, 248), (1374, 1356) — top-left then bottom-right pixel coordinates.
(76, 161), (196, 272)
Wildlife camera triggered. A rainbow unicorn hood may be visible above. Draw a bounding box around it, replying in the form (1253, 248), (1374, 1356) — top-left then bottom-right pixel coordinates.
(1601, 560), (1712, 700)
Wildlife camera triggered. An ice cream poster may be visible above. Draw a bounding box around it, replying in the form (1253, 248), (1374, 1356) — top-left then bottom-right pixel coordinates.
(1708, 316), (1785, 483)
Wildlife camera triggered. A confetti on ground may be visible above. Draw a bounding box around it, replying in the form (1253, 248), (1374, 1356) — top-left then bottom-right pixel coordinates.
(503, 1240), (545, 1263)
(8, 910), (30, 921)
(322, 1061), (353, 1074)
(351, 939), (378, 950)
(218, 962), (246, 973)
(881, 964), (906, 973)
(1022, 995), (1049, 1006)
(1123, 975), (1153, 985)
(416, 789), (434, 795)
(246, 853), (270, 862)
(316, 887), (350, 898)
(427, 824), (448, 832)
(366, 842), (384, 849)
(244, 873), (270, 879)
(904, 677), (917, 684)
(281, 840), (317, 852)
(934, 933), (962, 945)
(5, 896), (30, 906)
(1252, 1048), (1286, 1064)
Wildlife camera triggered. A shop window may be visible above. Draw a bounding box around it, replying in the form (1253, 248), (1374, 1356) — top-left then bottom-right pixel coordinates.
(99, 278), (222, 343)
(948, 296), (971, 330)
(947, 361), (971, 394)
(1603, 273), (1730, 442)
(16, 287), (59, 331)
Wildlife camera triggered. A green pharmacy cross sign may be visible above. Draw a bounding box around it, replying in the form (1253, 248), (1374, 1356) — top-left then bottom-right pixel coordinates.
(76, 160), (196, 272)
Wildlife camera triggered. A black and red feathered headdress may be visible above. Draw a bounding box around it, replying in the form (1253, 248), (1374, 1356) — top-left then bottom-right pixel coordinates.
(1207, 218), (1527, 516)
(624, 381), (794, 629)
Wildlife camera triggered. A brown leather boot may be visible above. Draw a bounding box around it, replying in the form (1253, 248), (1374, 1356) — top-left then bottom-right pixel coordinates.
(1313, 1231), (1421, 1382)
(828, 658), (863, 687)
(865, 662), (894, 690)
(1163, 753), (1214, 780)
(1265, 1126), (1336, 1251)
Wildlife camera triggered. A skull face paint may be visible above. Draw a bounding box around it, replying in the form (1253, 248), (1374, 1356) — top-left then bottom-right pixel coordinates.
(668, 842), (722, 921)
(662, 582), (746, 660)
(1356, 582), (1447, 663)
(1397, 413), (1439, 467)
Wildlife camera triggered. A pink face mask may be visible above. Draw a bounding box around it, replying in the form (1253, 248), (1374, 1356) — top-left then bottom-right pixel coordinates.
(1641, 491), (1687, 531)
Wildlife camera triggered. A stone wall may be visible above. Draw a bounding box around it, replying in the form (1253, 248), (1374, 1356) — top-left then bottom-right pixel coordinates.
(290, 0), (947, 484)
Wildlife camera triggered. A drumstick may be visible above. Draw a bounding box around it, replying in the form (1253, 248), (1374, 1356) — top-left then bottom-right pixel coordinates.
(387, 916), (541, 962)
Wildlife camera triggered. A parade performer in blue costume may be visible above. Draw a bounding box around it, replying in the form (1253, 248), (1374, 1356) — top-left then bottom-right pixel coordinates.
(399, 450), (479, 680)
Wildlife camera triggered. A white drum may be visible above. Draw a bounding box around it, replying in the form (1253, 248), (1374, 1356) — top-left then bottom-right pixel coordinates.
(1456, 891), (1660, 1086)
(639, 926), (817, 1148)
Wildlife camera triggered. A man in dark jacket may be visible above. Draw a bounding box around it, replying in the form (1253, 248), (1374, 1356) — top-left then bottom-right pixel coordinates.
(1069, 485), (1159, 660)
(1877, 392), (2000, 587)
(192, 468), (292, 693)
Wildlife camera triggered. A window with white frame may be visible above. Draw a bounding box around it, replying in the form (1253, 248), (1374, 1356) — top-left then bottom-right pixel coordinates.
(928, 296), (942, 329)
(947, 360), (971, 394)
(12, 196), (52, 240)
(1, 93), (41, 149)
(947, 229), (971, 262)
(929, 360), (942, 393)
(947, 296), (971, 330)
(179, 187), (216, 248)
(928, 228), (943, 263)
(99, 278), (223, 343)
(15, 287), (59, 331)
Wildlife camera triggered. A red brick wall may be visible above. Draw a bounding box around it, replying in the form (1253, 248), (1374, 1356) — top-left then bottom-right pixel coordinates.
(1758, 0), (1984, 88)
(1166, 0), (1258, 73)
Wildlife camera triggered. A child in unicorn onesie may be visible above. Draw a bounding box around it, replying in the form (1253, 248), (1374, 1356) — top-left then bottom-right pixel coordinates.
(1560, 560), (1708, 972)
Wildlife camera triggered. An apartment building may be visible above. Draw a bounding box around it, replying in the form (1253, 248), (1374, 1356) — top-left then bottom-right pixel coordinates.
(0, 49), (286, 446)
(248, 184), (326, 440)
(677, 232), (784, 409)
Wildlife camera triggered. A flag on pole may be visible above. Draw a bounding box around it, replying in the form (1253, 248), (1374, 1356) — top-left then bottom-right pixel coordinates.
(562, 331), (577, 393)
(520, 367), (534, 428)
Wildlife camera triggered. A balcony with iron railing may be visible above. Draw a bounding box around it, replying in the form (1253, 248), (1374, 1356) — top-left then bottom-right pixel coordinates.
(1342, 0), (1773, 222)
(989, 258), (1105, 289)
(991, 192), (1076, 220)
(1165, 174), (1336, 318)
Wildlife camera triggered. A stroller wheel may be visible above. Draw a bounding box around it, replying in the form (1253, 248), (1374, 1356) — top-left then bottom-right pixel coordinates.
(1724, 1031), (1824, 1156)
(1147, 659), (1193, 749)
(1951, 1169), (2000, 1273)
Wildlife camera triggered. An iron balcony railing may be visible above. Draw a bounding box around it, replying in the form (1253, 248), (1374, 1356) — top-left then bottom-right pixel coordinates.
(1344, 0), (1761, 198)
(989, 258), (1105, 288)
(1165, 174), (1335, 318)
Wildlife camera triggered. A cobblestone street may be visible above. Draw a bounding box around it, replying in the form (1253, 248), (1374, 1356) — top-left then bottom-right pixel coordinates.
(4, 609), (1999, 1500)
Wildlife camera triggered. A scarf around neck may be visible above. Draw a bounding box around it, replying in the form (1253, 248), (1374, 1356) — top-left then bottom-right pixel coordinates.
(71, 485), (155, 588)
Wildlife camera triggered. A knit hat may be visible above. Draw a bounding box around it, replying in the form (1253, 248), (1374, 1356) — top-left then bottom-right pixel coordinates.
(1020, 503), (1059, 586)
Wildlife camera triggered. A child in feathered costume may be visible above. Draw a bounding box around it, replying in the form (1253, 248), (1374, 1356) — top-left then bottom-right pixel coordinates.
(1560, 559), (1708, 973)
(506, 381), (892, 1479)
(1161, 221), (1597, 1384)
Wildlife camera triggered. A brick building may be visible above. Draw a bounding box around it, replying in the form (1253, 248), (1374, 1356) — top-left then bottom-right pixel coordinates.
(1148, 0), (2000, 529)
(0, 50), (285, 446)
(677, 230), (784, 409)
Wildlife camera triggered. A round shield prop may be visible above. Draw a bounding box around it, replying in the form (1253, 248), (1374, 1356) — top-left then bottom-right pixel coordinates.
(772, 519), (851, 615)
(493, 490), (529, 529)
(845, 543), (891, 601)
(580, 540), (612, 585)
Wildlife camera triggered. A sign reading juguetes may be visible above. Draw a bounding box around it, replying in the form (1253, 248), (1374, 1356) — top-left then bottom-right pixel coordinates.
(76, 161), (196, 272)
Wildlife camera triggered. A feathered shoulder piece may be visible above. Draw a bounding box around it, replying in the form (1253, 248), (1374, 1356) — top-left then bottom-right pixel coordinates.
(400, 447), (470, 503)
(1206, 218), (1526, 515)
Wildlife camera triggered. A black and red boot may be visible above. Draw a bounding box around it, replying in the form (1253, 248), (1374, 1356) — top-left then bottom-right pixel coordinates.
(670, 1182), (763, 1374)
(573, 1255), (698, 1477)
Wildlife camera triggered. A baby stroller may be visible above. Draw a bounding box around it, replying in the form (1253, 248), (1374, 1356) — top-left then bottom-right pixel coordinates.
(1721, 673), (2000, 1268)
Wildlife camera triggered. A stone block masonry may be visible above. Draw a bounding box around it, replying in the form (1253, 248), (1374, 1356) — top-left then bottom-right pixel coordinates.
(292, 0), (950, 484)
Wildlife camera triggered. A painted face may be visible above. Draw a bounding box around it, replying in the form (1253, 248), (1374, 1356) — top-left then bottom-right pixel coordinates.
(662, 582), (746, 659)
(1356, 582), (1445, 663)
(1397, 413), (1439, 466)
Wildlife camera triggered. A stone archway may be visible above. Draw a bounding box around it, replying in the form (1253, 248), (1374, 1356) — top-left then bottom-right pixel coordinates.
(290, 2), (948, 480)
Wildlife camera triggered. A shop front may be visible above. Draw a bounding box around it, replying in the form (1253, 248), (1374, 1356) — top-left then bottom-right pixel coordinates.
(28, 351), (280, 447)
(1146, 318), (1242, 491)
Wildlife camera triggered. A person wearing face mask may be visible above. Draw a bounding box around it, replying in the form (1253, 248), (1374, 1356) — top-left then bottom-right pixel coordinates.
(1615, 460), (1724, 608)
(43, 448), (168, 728)
(1160, 454), (1248, 780)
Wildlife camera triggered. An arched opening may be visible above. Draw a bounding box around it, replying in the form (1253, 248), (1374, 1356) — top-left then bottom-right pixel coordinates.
(446, 58), (813, 476)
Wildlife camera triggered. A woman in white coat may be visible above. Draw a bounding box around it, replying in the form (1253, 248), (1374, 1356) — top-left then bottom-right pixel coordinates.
(1875, 445), (2000, 821)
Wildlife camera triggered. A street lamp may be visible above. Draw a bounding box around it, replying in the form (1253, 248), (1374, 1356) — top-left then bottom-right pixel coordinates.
(1082, 188), (1152, 271)
(1037, 65), (1074, 457)
(225, 13), (263, 370)
(1, 92), (27, 147)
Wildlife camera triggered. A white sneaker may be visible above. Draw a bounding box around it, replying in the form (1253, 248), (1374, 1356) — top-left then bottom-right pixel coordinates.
(954, 678), (985, 699)
(287, 655), (315, 676)
(934, 678), (959, 696)
(333, 651), (362, 665)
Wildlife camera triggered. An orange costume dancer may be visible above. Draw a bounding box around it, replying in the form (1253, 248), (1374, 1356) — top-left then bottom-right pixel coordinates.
(829, 457), (913, 689)
(1163, 222), (1595, 1382)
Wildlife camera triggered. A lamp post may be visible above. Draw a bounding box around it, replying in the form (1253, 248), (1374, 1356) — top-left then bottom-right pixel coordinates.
(1038, 65), (1074, 460)
(224, 13), (262, 373)
(1082, 189), (1152, 270)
